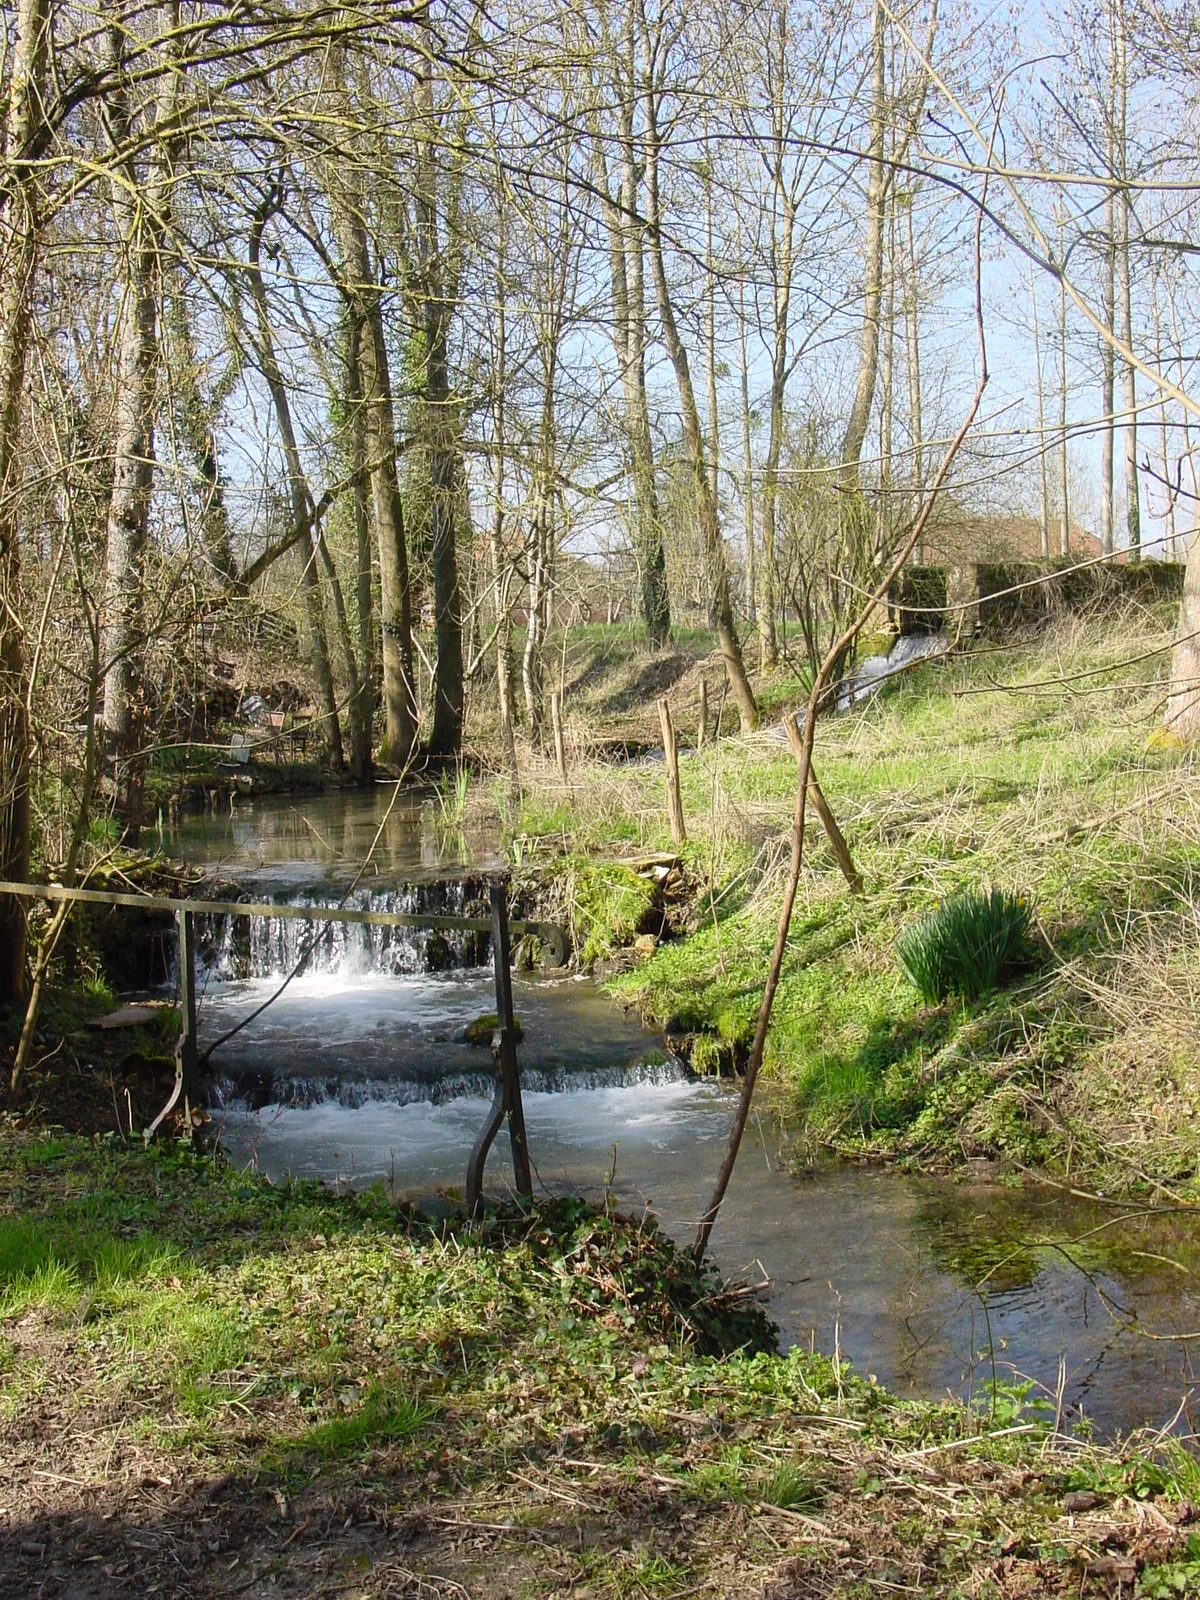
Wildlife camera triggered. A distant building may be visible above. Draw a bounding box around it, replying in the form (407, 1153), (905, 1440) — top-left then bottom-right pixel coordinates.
(919, 511), (1104, 565)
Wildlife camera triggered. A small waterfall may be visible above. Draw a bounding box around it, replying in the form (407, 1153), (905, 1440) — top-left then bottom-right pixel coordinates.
(210, 1054), (686, 1112)
(187, 870), (665, 1117)
(193, 876), (493, 982)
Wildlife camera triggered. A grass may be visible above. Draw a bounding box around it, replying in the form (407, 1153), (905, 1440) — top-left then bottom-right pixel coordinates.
(469, 608), (1200, 1196)
(1, 1129), (1198, 1597)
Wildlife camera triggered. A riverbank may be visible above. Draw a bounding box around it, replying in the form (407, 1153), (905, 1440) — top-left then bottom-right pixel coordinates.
(6, 606), (1197, 1201)
(476, 608), (1200, 1204)
(2, 1128), (1198, 1598)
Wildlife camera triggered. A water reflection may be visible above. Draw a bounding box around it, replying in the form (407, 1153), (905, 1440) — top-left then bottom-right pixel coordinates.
(165, 785), (499, 886)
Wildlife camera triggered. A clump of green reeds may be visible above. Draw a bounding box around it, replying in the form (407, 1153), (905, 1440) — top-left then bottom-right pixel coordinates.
(896, 887), (1033, 1004)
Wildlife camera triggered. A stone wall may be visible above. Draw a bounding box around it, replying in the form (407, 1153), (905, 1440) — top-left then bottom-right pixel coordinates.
(888, 559), (1184, 637)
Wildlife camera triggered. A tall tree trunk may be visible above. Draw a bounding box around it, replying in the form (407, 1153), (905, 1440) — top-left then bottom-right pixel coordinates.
(100, 12), (178, 828)
(759, 104), (795, 670)
(1099, 40), (1116, 560)
(1152, 269), (1175, 561)
(247, 193), (343, 771)
(311, 526), (362, 774)
(522, 488), (550, 744)
(324, 103), (417, 763)
(0, 0), (49, 1007)
(415, 58), (463, 759)
(593, 45), (670, 647)
(1115, 0), (1139, 561)
(737, 289), (757, 633)
(880, 204), (895, 544)
(1107, 171), (1126, 553)
(490, 472), (518, 783)
(639, 31), (757, 732)
(704, 145), (720, 517)
(488, 234), (518, 786)
(839, 0), (887, 488)
(362, 270), (417, 761)
(1029, 262), (1051, 558)
(904, 199), (926, 559)
(345, 316), (375, 781)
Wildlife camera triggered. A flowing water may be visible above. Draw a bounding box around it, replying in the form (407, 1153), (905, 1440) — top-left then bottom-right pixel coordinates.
(166, 790), (1200, 1441)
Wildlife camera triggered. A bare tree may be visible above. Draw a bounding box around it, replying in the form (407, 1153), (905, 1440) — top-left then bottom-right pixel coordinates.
(98, 5), (181, 825)
(591, 0), (671, 646)
(637, 0), (757, 731)
(0, 0), (50, 1004)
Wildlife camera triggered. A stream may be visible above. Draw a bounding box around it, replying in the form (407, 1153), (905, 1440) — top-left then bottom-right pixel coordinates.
(166, 788), (1200, 1441)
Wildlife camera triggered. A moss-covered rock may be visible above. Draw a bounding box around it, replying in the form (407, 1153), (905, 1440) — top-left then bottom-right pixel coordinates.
(462, 1013), (524, 1046)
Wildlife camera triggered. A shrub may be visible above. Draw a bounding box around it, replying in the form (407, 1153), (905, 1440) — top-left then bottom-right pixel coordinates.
(896, 888), (1033, 1004)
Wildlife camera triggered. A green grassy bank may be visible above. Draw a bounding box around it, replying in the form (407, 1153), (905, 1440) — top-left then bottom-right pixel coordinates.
(488, 609), (1200, 1200)
(1, 1129), (1198, 1598)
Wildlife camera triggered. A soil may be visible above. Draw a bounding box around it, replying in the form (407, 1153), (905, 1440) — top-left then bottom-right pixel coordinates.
(1, 1033), (182, 1141)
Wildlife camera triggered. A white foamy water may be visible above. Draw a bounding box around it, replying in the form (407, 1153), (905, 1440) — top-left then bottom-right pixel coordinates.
(216, 1076), (729, 1208)
(200, 968), (666, 1098)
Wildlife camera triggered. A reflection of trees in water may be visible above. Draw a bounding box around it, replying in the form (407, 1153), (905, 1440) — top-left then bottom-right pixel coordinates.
(913, 1184), (1200, 1311)
(912, 1190), (1044, 1296)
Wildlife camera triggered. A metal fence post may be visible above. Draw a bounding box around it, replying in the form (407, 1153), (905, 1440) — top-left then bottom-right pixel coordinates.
(491, 879), (532, 1198)
(178, 909), (198, 1106)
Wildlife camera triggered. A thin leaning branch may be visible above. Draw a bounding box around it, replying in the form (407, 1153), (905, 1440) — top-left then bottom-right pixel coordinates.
(691, 164), (993, 1265)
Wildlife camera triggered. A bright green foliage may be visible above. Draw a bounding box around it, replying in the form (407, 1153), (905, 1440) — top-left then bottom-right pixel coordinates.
(561, 860), (655, 964)
(286, 1383), (429, 1461)
(896, 888), (1034, 1004)
(607, 611), (1200, 1189)
(1141, 1536), (1200, 1597)
(3, 1133), (1197, 1596)
(756, 1459), (823, 1509)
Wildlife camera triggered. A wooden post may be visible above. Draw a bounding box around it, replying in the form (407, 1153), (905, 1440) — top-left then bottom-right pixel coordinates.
(783, 717), (863, 895)
(697, 678), (709, 750)
(492, 880), (532, 1196)
(657, 697), (687, 846)
(550, 691), (568, 785)
(466, 880), (533, 1213)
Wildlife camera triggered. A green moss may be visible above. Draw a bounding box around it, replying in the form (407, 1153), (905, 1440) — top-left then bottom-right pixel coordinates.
(462, 1012), (524, 1045)
(557, 859), (655, 964)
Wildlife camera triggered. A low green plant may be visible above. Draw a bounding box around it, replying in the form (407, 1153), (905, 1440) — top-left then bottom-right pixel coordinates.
(1140, 1534), (1200, 1597)
(757, 1459), (821, 1509)
(896, 888), (1033, 1004)
(290, 1383), (430, 1460)
(433, 766), (469, 829)
(564, 861), (654, 964)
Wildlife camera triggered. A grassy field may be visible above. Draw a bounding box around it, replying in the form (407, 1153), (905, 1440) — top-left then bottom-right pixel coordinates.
(478, 605), (1200, 1200)
(2, 1129), (1199, 1598)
